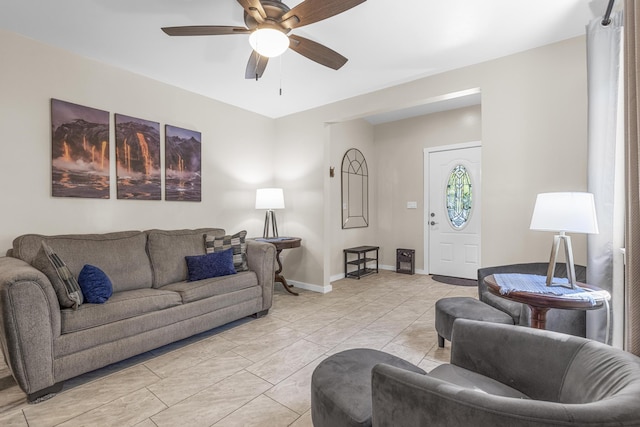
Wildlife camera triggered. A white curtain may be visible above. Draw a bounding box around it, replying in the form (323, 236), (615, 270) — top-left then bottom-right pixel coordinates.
(586, 11), (624, 344)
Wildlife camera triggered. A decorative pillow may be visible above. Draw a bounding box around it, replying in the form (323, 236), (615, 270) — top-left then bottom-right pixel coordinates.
(205, 230), (248, 272)
(185, 249), (237, 282)
(32, 241), (84, 309)
(78, 264), (113, 304)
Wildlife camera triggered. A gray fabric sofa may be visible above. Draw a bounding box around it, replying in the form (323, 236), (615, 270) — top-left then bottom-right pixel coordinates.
(372, 319), (640, 426)
(0, 228), (276, 402)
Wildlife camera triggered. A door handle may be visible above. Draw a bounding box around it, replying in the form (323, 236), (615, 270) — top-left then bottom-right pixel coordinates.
(430, 221), (438, 226)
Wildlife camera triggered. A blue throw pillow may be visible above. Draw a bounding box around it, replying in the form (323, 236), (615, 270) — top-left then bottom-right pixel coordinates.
(77, 264), (113, 304)
(185, 248), (237, 282)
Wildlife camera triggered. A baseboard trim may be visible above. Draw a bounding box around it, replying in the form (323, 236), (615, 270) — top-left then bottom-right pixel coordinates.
(288, 280), (332, 294)
(331, 266), (429, 283)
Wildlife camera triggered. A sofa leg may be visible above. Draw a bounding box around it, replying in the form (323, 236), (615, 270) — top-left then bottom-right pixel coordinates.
(252, 309), (269, 318)
(438, 334), (445, 348)
(27, 382), (63, 403)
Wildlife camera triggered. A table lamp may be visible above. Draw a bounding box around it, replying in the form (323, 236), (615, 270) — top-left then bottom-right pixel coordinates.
(529, 192), (599, 288)
(256, 188), (285, 238)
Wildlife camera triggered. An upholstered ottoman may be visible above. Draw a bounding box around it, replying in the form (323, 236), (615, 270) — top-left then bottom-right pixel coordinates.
(311, 348), (426, 427)
(435, 297), (514, 347)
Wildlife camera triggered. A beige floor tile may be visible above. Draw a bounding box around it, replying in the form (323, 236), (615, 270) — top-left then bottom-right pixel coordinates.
(23, 365), (161, 427)
(380, 341), (427, 366)
(418, 357), (445, 373)
(289, 410), (313, 427)
(56, 388), (166, 427)
(151, 371), (272, 427)
(148, 351), (253, 406)
(0, 272), (473, 427)
(0, 409), (28, 427)
(0, 370), (28, 413)
(213, 394), (299, 427)
(144, 335), (238, 378)
(426, 341), (452, 362)
(231, 327), (309, 362)
(265, 356), (326, 415)
(304, 318), (366, 348)
(326, 329), (394, 355)
(246, 339), (328, 384)
(133, 419), (158, 427)
(218, 316), (290, 345)
(391, 321), (440, 352)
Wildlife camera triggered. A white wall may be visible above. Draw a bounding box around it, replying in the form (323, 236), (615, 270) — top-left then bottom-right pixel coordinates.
(0, 29), (276, 251)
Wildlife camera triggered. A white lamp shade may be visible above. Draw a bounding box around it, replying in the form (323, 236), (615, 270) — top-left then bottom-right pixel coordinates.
(256, 188), (285, 210)
(249, 28), (289, 58)
(530, 192), (599, 234)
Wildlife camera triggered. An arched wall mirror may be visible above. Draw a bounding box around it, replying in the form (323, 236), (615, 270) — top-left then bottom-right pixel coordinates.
(341, 148), (369, 228)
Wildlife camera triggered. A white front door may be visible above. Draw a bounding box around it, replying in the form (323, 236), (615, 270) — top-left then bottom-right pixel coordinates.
(425, 144), (481, 279)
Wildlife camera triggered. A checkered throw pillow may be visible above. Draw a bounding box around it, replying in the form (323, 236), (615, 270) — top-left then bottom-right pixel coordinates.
(205, 230), (248, 272)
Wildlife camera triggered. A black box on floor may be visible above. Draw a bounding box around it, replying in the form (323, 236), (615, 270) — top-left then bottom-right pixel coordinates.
(396, 248), (415, 275)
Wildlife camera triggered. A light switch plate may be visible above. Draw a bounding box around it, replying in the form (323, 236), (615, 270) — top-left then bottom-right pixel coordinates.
(407, 201), (417, 209)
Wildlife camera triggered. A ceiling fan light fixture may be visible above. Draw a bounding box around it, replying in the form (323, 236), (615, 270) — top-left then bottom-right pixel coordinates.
(249, 27), (289, 58)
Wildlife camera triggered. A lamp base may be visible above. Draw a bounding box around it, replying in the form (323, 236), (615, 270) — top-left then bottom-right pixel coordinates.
(263, 210), (279, 239)
(545, 232), (577, 288)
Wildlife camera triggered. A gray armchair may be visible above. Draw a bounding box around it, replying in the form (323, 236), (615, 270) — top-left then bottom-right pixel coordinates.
(371, 319), (640, 426)
(477, 262), (587, 337)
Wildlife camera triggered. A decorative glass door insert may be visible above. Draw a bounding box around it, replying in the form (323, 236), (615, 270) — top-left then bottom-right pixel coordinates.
(446, 164), (472, 229)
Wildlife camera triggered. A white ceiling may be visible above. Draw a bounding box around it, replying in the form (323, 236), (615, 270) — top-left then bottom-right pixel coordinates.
(0, 0), (614, 119)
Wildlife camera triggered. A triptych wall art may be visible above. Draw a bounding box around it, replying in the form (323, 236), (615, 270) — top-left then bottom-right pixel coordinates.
(51, 99), (201, 202)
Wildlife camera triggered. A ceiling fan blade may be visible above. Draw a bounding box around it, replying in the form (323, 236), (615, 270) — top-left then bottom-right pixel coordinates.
(236, 0), (267, 24)
(281, 0), (366, 29)
(245, 51), (269, 80)
(289, 34), (347, 70)
(162, 26), (250, 36)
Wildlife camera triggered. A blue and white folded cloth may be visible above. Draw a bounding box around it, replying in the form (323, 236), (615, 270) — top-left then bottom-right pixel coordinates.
(493, 274), (608, 306)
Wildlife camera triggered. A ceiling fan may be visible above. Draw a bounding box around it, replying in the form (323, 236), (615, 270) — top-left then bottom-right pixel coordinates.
(162, 0), (366, 80)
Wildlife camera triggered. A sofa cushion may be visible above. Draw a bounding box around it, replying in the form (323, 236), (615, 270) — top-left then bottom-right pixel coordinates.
(78, 264), (113, 304)
(428, 364), (530, 399)
(147, 228), (226, 287)
(186, 249), (236, 281)
(160, 271), (258, 304)
(205, 230), (248, 272)
(14, 231), (152, 293)
(60, 288), (182, 334)
(32, 242), (84, 309)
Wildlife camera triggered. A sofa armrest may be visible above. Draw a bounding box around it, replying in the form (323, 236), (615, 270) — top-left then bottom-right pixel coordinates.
(0, 256), (61, 395)
(371, 363), (575, 427)
(450, 319), (586, 401)
(246, 240), (276, 311)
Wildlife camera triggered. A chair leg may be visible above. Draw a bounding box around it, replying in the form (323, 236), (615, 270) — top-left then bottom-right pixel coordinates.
(438, 334), (445, 348)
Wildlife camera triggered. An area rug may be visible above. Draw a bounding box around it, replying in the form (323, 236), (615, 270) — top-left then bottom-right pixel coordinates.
(432, 275), (477, 287)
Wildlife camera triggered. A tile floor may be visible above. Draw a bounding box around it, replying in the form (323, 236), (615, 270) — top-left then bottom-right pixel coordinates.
(0, 270), (477, 427)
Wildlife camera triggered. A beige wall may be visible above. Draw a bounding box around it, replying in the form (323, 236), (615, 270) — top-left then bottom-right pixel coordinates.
(0, 28), (588, 290)
(374, 105), (482, 271)
(0, 29), (276, 251)
(328, 120), (377, 281)
(276, 36), (588, 286)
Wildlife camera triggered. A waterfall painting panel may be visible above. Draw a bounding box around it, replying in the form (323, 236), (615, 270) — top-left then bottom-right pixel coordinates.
(115, 114), (161, 200)
(165, 125), (201, 202)
(51, 99), (110, 198)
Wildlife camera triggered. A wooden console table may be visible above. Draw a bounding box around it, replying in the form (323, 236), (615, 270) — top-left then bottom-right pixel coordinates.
(256, 237), (302, 296)
(484, 274), (610, 330)
(344, 246), (379, 279)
